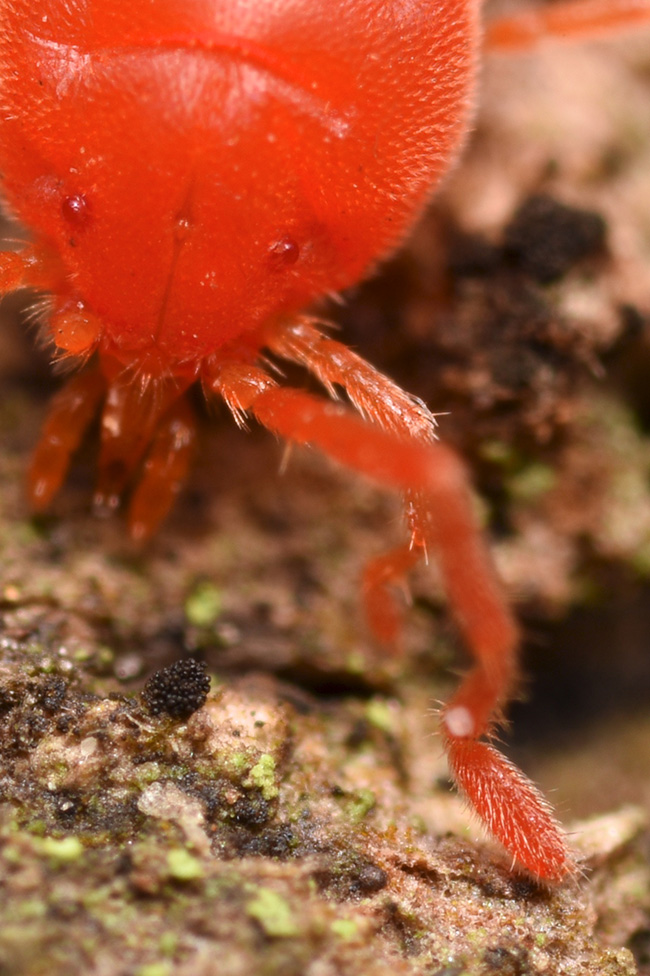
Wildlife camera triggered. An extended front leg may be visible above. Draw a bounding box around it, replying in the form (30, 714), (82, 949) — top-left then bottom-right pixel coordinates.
(486, 0), (650, 50)
(265, 317), (437, 441)
(266, 317), (437, 647)
(205, 356), (575, 880)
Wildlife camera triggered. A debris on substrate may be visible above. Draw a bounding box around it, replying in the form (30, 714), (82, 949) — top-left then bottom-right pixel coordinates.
(0, 625), (648, 976)
(1, 11), (650, 976)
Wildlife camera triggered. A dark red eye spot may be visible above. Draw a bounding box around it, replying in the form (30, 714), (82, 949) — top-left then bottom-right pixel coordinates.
(267, 236), (300, 271)
(61, 193), (91, 228)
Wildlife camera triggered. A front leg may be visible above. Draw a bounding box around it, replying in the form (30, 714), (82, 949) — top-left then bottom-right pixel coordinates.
(486, 0), (650, 50)
(265, 317), (438, 646)
(204, 355), (575, 881)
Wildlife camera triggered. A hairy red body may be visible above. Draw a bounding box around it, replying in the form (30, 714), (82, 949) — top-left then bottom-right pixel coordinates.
(0, 0), (477, 363)
(1, 0), (648, 882)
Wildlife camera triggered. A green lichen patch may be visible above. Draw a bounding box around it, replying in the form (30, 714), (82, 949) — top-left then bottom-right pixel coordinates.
(166, 849), (204, 882)
(245, 886), (300, 937)
(245, 754), (279, 801)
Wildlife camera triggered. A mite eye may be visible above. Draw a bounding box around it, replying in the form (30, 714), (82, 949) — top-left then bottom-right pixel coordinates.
(61, 193), (91, 228)
(267, 235), (300, 271)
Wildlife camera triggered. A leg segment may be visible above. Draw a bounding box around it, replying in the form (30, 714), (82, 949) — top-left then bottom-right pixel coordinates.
(265, 317), (437, 442)
(0, 246), (60, 294)
(93, 364), (191, 517)
(28, 357), (196, 534)
(0, 245), (103, 357)
(4, 244), (105, 507)
(266, 317), (436, 647)
(205, 356), (575, 880)
(487, 0), (650, 51)
(127, 397), (197, 542)
(362, 542), (421, 647)
(445, 737), (572, 882)
(28, 367), (106, 512)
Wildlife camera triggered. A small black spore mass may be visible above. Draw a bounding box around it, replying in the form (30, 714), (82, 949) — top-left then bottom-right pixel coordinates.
(142, 658), (210, 719)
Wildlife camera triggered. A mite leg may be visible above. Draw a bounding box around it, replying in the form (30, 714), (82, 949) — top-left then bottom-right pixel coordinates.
(265, 322), (522, 749)
(93, 367), (189, 517)
(265, 317), (436, 645)
(206, 363), (499, 689)
(486, 0), (650, 50)
(362, 542), (421, 647)
(445, 737), (574, 883)
(0, 245), (103, 359)
(265, 317), (437, 442)
(0, 246), (60, 294)
(0, 247), (101, 357)
(28, 367), (106, 512)
(205, 358), (574, 879)
(127, 396), (197, 542)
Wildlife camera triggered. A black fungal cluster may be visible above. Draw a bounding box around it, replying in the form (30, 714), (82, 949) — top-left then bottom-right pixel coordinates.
(141, 658), (211, 720)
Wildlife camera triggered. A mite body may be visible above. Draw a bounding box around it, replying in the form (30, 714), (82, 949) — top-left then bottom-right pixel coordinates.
(0, 0), (648, 881)
(0, 1), (476, 364)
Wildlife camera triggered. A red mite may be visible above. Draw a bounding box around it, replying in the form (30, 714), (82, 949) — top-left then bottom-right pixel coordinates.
(1, 0), (649, 882)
